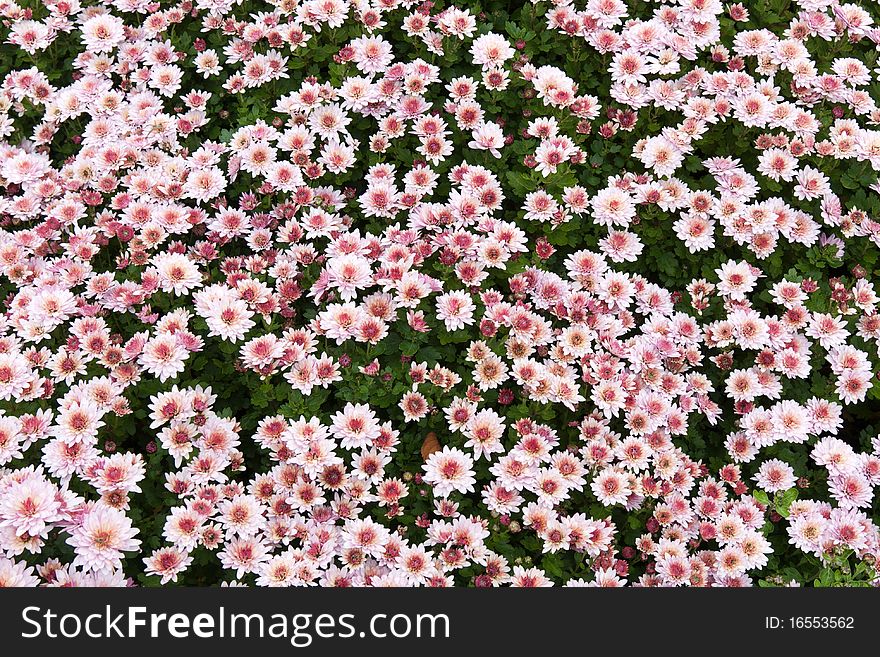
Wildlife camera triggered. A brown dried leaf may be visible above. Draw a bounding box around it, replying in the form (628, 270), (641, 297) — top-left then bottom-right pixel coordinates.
(420, 431), (440, 461)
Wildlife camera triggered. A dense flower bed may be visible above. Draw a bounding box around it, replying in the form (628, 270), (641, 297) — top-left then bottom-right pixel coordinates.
(0, 0), (879, 587)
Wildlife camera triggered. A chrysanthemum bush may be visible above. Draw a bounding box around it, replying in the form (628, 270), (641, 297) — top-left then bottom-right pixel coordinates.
(1, 0), (880, 587)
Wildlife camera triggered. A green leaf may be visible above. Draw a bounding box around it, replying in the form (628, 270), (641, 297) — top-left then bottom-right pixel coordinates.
(776, 488), (798, 518)
(505, 170), (537, 196)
